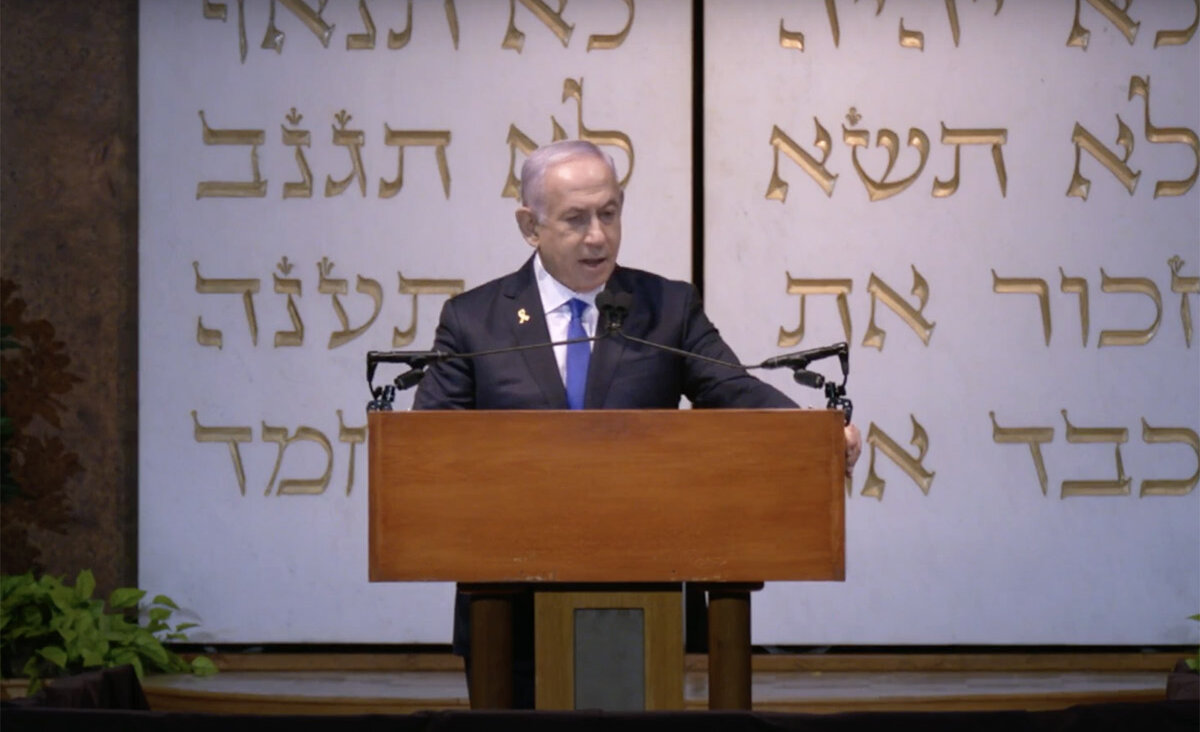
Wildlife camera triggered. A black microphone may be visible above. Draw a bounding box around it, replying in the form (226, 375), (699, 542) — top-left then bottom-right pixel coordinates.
(366, 349), (448, 384)
(759, 342), (849, 370)
(596, 290), (633, 333)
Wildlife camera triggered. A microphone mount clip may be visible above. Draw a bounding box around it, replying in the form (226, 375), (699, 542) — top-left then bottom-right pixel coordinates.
(760, 342), (854, 424)
(366, 350), (446, 411)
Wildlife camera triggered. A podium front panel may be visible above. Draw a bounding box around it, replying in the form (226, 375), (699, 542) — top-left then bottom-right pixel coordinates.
(369, 409), (845, 583)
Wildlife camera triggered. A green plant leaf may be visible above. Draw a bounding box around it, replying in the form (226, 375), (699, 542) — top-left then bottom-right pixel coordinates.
(81, 646), (106, 668)
(151, 595), (180, 610)
(173, 622), (199, 633)
(1, 572), (32, 596)
(148, 607), (172, 624)
(108, 587), (146, 610)
(74, 570), (96, 600)
(49, 586), (77, 612)
(38, 646), (68, 668)
(190, 656), (218, 676)
(132, 633), (170, 666)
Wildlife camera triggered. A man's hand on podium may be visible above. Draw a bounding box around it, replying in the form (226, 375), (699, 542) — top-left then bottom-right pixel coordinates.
(844, 423), (863, 478)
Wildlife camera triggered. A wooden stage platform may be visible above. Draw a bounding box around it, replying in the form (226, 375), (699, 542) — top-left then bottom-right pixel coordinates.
(135, 651), (1180, 715)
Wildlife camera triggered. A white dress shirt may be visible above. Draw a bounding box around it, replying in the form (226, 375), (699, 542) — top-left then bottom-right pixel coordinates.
(533, 253), (601, 384)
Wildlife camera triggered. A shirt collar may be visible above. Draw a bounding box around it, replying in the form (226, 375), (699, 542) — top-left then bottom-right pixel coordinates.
(533, 252), (603, 313)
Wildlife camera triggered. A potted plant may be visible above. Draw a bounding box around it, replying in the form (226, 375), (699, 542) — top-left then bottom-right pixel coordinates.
(1, 570), (216, 694)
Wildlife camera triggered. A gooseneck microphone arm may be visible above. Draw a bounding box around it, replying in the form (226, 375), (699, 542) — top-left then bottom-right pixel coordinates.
(596, 290), (856, 422)
(598, 292), (854, 423)
(595, 290), (753, 371)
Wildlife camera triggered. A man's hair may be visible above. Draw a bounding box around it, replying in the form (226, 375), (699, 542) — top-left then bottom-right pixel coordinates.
(520, 140), (619, 220)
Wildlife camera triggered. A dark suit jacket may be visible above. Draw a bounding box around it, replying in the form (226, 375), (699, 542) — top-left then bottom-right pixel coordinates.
(413, 257), (796, 411)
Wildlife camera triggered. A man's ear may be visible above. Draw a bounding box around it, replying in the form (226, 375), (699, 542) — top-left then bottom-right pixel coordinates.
(515, 207), (539, 247)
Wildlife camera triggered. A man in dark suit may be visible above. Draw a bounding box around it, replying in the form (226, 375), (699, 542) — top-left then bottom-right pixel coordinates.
(414, 140), (862, 707)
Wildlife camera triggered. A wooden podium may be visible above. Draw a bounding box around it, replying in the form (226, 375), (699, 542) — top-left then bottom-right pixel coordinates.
(368, 409), (845, 709)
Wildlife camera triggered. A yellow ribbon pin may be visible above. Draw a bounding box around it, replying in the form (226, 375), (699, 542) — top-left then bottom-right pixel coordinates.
(517, 308), (530, 324)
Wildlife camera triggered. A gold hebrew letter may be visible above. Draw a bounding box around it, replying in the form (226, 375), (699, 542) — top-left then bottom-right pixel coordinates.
(388, 0), (414, 48)
(767, 122), (838, 201)
(194, 261), (261, 348)
(1066, 119), (1140, 199)
(203, 0), (227, 20)
(273, 257), (304, 347)
(1059, 267), (1089, 347)
(503, 0), (573, 52)
(264, 0), (334, 52)
(347, 0), (375, 49)
(192, 411), (253, 496)
(588, 0), (634, 50)
(1067, 0), (1139, 49)
(932, 125), (1008, 197)
(338, 409), (368, 496)
(390, 0), (461, 49)
(1128, 76), (1199, 198)
(380, 127), (452, 199)
(945, 0), (961, 46)
(1097, 268), (1161, 347)
(1169, 256), (1199, 347)
(261, 422), (334, 496)
(936, 0), (1003, 47)
(862, 267), (935, 350)
(196, 111), (266, 199)
(326, 110), (367, 197)
(844, 125), (930, 202)
(1140, 420), (1199, 496)
(502, 113), (573, 200)
(990, 412), (1054, 496)
(318, 258), (384, 349)
(393, 271), (466, 346)
(282, 108), (313, 199)
(992, 271), (1051, 346)
(898, 17), (924, 49)
(204, 0), (248, 63)
(563, 78), (634, 188)
(1060, 410), (1130, 497)
(780, 0), (840, 51)
(261, 0), (286, 52)
(779, 274), (852, 347)
(861, 416), (936, 501)
(1155, 0), (1198, 46)
(502, 124), (540, 200)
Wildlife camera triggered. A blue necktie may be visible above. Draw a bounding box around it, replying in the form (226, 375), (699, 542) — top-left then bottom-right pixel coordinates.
(565, 298), (590, 410)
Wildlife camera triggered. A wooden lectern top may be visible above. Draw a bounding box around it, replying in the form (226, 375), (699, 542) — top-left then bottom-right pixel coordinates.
(368, 409), (844, 584)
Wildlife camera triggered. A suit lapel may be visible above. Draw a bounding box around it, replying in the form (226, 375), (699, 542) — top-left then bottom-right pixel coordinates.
(505, 258), (568, 409)
(585, 269), (632, 408)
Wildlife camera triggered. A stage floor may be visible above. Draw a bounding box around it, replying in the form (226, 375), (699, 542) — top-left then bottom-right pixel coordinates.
(139, 655), (1174, 715)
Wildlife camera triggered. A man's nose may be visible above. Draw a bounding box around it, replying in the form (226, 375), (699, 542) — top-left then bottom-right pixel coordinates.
(583, 214), (606, 244)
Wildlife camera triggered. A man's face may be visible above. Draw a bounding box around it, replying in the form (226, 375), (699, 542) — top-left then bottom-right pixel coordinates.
(520, 155), (623, 293)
